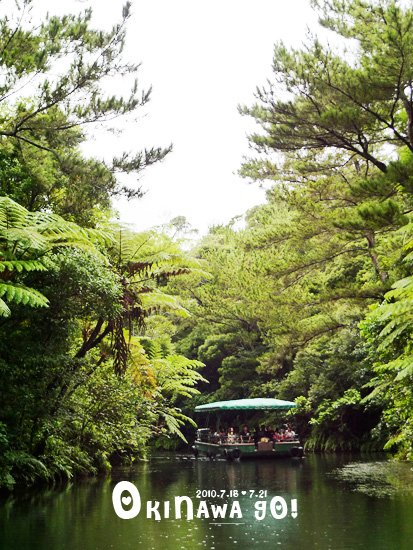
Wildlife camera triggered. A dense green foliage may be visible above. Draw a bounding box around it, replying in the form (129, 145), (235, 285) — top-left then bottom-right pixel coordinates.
(3, 0), (413, 492)
(172, 0), (413, 457)
(0, 1), (203, 491)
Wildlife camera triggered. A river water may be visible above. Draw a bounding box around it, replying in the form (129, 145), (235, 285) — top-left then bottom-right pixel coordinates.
(1, 453), (413, 550)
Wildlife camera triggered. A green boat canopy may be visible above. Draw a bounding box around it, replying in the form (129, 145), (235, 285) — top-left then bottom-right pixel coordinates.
(194, 398), (297, 412)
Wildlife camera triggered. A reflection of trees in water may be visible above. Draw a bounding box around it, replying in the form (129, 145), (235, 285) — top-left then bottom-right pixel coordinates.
(3, 456), (413, 550)
(248, 459), (303, 494)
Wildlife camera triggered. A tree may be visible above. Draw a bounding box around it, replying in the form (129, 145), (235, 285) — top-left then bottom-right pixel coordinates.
(360, 224), (413, 459)
(0, 2), (208, 489)
(0, 1), (171, 214)
(0, 225), (207, 489)
(240, 0), (413, 177)
(170, 0), (413, 453)
(0, 196), (106, 316)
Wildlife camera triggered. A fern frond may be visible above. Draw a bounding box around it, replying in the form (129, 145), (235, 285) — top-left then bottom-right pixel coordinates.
(0, 283), (49, 313)
(378, 320), (413, 350)
(162, 411), (187, 442)
(140, 291), (190, 317)
(0, 298), (11, 317)
(0, 197), (107, 316)
(0, 260), (47, 273)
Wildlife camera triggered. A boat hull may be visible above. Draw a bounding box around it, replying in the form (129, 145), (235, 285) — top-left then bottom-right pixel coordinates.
(193, 440), (304, 459)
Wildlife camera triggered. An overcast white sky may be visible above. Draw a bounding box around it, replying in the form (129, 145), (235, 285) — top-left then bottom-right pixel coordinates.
(42, 0), (319, 234)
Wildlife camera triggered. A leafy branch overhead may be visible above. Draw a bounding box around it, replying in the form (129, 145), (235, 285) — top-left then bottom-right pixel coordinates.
(0, 0), (171, 197)
(169, 0), (413, 458)
(0, 196), (107, 316)
(7, 0), (413, 492)
(0, 1), (204, 491)
(240, 0), (413, 177)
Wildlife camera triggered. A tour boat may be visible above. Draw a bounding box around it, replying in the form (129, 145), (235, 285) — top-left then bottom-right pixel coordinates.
(192, 398), (304, 460)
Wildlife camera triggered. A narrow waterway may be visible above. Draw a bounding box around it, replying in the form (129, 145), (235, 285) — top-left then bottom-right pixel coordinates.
(1, 454), (413, 549)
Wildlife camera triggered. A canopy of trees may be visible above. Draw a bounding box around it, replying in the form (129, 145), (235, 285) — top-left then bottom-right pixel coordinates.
(2, 0), (413, 492)
(0, 1), (203, 491)
(171, 0), (413, 458)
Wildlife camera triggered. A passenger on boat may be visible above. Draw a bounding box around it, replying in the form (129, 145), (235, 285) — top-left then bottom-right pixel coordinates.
(254, 426), (268, 447)
(227, 427), (237, 443)
(265, 426), (275, 440)
(273, 429), (282, 442)
(241, 425), (251, 442)
(212, 430), (221, 443)
(284, 427), (296, 440)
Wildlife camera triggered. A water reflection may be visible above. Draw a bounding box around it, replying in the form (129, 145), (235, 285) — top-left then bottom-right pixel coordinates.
(332, 460), (413, 497)
(1, 454), (413, 549)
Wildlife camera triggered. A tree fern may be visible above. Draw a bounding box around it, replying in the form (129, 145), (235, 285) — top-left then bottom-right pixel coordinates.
(151, 355), (207, 400)
(106, 228), (207, 374)
(125, 333), (206, 441)
(0, 196), (105, 316)
(362, 252), (413, 457)
(0, 283), (49, 307)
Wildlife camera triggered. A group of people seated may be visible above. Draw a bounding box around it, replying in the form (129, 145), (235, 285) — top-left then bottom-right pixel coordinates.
(255, 425), (297, 443)
(212, 424), (297, 444)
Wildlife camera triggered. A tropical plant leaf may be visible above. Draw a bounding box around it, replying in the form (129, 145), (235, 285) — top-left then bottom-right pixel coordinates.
(0, 283), (49, 311)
